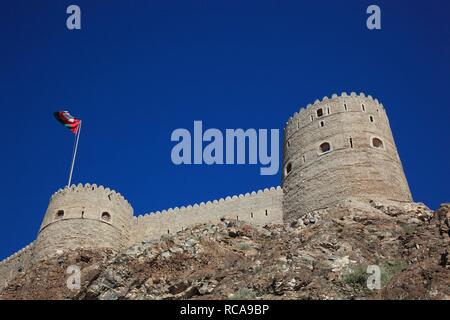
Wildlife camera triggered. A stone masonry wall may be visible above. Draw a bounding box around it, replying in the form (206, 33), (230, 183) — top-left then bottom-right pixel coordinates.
(33, 184), (134, 262)
(0, 92), (413, 290)
(0, 242), (34, 291)
(282, 92), (412, 222)
(0, 187), (282, 287)
(131, 187), (283, 244)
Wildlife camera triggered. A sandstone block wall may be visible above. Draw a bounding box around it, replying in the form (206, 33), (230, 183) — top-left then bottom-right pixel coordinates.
(33, 184), (134, 261)
(0, 187), (283, 290)
(0, 242), (34, 290)
(131, 187), (283, 244)
(282, 92), (412, 222)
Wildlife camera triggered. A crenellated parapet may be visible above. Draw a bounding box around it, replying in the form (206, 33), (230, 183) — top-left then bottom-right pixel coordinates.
(284, 92), (387, 139)
(131, 186), (283, 243)
(33, 183), (134, 262)
(50, 183), (132, 213)
(28, 183), (283, 260)
(0, 90), (414, 288)
(281, 92), (412, 222)
(0, 242), (34, 266)
(0, 242), (34, 291)
(135, 186), (282, 220)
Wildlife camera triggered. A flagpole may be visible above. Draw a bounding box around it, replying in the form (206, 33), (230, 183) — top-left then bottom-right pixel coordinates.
(68, 120), (82, 187)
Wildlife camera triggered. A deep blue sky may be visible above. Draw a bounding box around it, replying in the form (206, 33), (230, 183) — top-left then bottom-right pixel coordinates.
(1, 1), (449, 259)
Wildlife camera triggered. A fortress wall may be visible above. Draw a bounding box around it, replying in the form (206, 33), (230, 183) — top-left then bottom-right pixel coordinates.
(40, 184), (133, 235)
(33, 220), (124, 262)
(33, 184), (134, 261)
(0, 92), (416, 282)
(282, 92), (412, 222)
(131, 187), (283, 243)
(0, 242), (34, 291)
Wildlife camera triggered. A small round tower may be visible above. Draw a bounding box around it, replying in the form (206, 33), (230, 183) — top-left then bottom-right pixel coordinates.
(33, 183), (133, 261)
(282, 92), (412, 223)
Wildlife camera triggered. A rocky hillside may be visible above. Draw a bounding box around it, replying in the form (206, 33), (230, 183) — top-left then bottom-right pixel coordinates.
(1, 200), (449, 300)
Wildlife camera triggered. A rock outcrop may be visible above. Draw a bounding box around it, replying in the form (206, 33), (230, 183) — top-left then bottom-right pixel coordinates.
(1, 201), (448, 300)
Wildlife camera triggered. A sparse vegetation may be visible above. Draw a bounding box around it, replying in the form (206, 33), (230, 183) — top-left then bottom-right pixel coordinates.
(381, 260), (408, 286)
(342, 266), (369, 289)
(2, 203), (448, 300)
(230, 288), (257, 300)
(253, 265), (262, 274)
(400, 223), (417, 236)
(342, 260), (408, 290)
(236, 242), (253, 251)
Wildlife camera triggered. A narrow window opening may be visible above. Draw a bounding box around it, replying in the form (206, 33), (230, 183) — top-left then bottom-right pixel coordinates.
(285, 162), (292, 176)
(320, 121), (324, 127)
(362, 104), (366, 111)
(369, 115), (374, 123)
(344, 103), (347, 111)
(316, 108), (323, 117)
(167, 229), (170, 234)
(81, 211), (85, 219)
(251, 212), (254, 218)
(265, 210), (268, 216)
(349, 137), (353, 149)
(310, 115), (314, 122)
(236, 216), (239, 221)
(319, 142), (331, 153)
(108, 194), (112, 201)
(327, 107), (330, 115)
(302, 155), (306, 163)
(287, 141), (291, 148)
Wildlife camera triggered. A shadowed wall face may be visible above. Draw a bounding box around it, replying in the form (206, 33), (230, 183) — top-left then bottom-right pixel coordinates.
(282, 93), (412, 222)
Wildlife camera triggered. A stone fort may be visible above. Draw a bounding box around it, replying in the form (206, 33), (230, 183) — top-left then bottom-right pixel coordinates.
(0, 92), (412, 287)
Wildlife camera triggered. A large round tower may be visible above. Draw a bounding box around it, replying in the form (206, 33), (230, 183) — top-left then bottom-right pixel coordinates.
(33, 183), (133, 261)
(282, 92), (412, 223)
